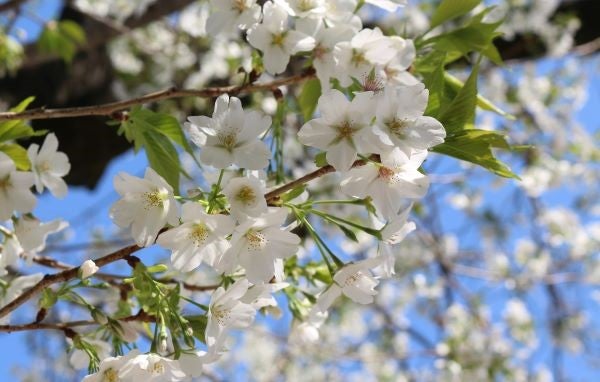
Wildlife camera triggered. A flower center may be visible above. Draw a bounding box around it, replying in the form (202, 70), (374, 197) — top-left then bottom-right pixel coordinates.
(143, 189), (166, 209)
(378, 166), (396, 182)
(361, 72), (384, 93)
(335, 120), (355, 140)
(219, 133), (237, 150)
(298, 0), (317, 11)
(386, 118), (408, 138)
(151, 362), (165, 375)
(245, 230), (268, 252)
(102, 368), (119, 382)
(314, 44), (328, 60)
(188, 223), (210, 246)
(235, 185), (257, 206)
(212, 307), (231, 326)
(232, 0), (248, 12)
(37, 161), (51, 173)
(271, 32), (286, 47)
(343, 271), (363, 287)
(351, 48), (367, 67)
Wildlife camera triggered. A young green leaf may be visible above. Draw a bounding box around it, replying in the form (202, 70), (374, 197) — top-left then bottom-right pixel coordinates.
(438, 63), (480, 133)
(298, 78), (322, 122)
(430, 0), (482, 29)
(37, 21), (86, 63)
(433, 129), (518, 178)
(0, 143), (31, 170)
(444, 71), (514, 119)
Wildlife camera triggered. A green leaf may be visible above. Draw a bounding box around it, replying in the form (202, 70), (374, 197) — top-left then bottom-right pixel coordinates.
(444, 71), (514, 119)
(428, 8), (503, 65)
(143, 131), (182, 193)
(0, 97), (40, 143)
(282, 185), (306, 203)
(337, 224), (359, 242)
(37, 20), (86, 63)
(298, 78), (321, 121)
(186, 315), (207, 344)
(430, 0), (481, 29)
(433, 129), (518, 178)
(119, 108), (196, 193)
(0, 143), (31, 170)
(419, 52), (447, 117)
(438, 63), (479, 133)
(129, 108), (195, 155)
(314, 151), (328, 167)
(10, 96), (35, 113)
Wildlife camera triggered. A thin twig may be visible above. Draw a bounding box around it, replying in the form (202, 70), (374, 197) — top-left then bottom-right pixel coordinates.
(264, 154), (377, 203)
(0, 244), (140, 320)
(0, 69), (315, 122)
(0, 310), (155, 333)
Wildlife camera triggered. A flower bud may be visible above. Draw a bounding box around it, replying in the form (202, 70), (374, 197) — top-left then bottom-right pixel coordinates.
(80, 260), (99, 279)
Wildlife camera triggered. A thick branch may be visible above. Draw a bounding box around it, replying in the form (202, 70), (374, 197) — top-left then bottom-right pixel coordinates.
(0, 69), (315, 122)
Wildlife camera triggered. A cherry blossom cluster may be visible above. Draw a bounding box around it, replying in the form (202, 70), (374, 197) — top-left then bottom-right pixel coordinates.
(0, 133), (70, 281)
(65, 1), (452, 380)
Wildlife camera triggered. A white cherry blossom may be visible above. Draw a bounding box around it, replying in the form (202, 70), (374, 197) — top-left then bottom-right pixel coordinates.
(0, 152), (36, 221)
(157, 202), (234, 272)
(341, 148), (429, 220)
(323, 0), (362, 28)
(206, 278), (256, 350)
(2, 216), (68, 270)
(333, 27), (396, 87)
(373, 205), (416, 277)
(186, 94), (272, 169)
(118, 352), (186, 381)
(110, 168), (179, 247)
(296, 18), (355, 89)
(82, 350), (139, 382)
(380, 36), (419, 86)
(365, 0), (406, 12)
(298, 90), (385, 172)
(313, 257), (387, 316)
(222, 175), (268, 220)
(27, 133), (71, 198)
(246, 1), (315, 74)
(332, 257), (387, 304)
(15, 216), (68, 254)
(205, 0), (261, 36)
(0, 273), (43, 324)
(217, 208), (300, 283)
(374, 83), (446, 154)
(275, 0), (326, 18)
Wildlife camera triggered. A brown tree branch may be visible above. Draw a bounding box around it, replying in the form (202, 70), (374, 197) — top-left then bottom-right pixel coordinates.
(0, 309), (155, 333)
(265, 155), (377, 203)
(32, 254), (219, 292)
(0, 244), (140, 320)
(0, 69), (316, 121)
